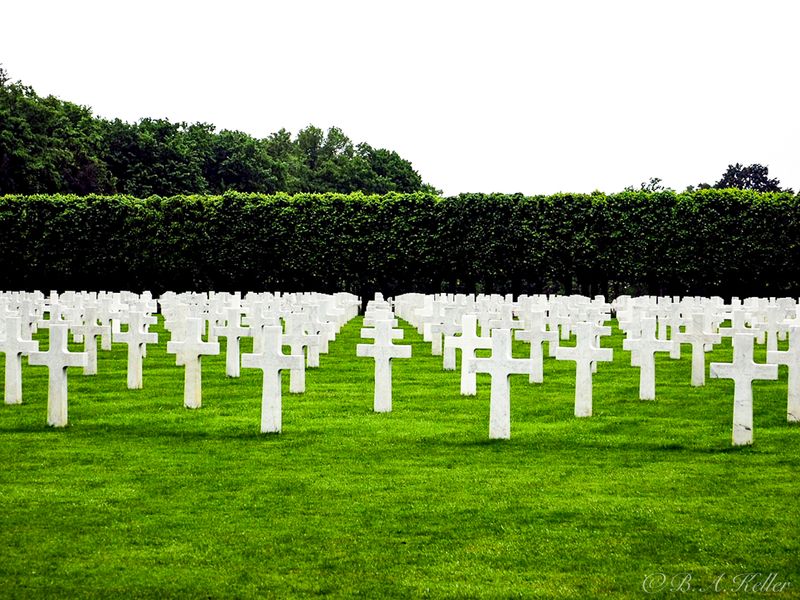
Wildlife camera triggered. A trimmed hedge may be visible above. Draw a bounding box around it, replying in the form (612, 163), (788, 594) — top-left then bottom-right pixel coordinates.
(1, 190), (799, 299)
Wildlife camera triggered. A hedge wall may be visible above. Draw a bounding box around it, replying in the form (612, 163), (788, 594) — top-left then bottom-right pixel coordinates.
(1, 190), (799, 299)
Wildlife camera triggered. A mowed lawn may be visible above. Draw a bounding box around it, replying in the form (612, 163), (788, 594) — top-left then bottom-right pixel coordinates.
(0, 316), (798, 599)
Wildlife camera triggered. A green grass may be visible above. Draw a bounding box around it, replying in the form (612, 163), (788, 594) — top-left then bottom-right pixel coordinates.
(1, 317), (798, 599)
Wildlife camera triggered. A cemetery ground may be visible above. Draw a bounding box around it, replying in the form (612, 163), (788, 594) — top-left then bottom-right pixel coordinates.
(0, 315), (798, 599)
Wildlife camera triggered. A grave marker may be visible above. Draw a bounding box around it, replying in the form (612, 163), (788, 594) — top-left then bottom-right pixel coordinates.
(0, 316), (39, 405)
(356, 318), (411, 413)
(674, 313), (721, 386)
(115, 310), (158, 389)
(555, 322), (613, 417)
(28, 323), (88, 427)
(622, 316), (672, 400)
(710, 333), (778, 446)
(444, 314), (492, 396)
(514, 310), (557, 383)
(71, 305), (111, 375)
(213, 307), (249, 378)
(166, 317), (220, 409)
(242, 325), (304, 433)
(766, 325), (800, 422)
(467, 328), (529, 439)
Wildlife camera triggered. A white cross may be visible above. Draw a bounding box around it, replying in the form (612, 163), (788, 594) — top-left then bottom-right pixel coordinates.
(619, 310), (643, 366)
(0, 315), (39, 405)
(665, 304), (684, 359)
(441, 315), (463, 371)
(514, 310), (557, 383)
(467, 328), (529, 439)
(305, 304), (335, 353)
(444, 314), (492, 396)
(674, 313), (721, 386)
(487, 304), (521, 332)
(166, 317), (220, 409)
(753, 306), (787, 352)
(241, 325), (304, 433)
(27, 323), (88, 427)
(710, 333), (778, 446)
(415, 301), (443, 336)
(96, 298), (118, 350)
(283, 314), (321, 392)
(718, 309), (752, 340)
(427, 321), (445, 356)
(622, 316), (672, 400)
(243, 306), (280, 354)
(42, 299), (64, 324)
(115, 310), (158, 389)
(555, 321), (613, 417)
(71, 305), (111, 375)
(766, 325), (800, 422)
(356, 319), (411, 413)
(212, 306), (250, 378)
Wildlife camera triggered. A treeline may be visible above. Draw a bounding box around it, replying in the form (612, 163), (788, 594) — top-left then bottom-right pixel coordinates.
(0, 68), (435, 196)
(1, 190), (799, 299)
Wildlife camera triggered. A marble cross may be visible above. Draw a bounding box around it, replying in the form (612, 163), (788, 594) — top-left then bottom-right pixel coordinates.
(71, 305), (111, 375)
(115, 310), (158, 389)
(467, 328), (529, 439)
(514, 310), (557, 383)
(444, 314), (492, 396)
(243, 307), (280, 354)
(356, 319), (412, 413)
(622, 316), (672, 400)
(212, 306), (250, 378)
(283, 314), (321, 392)
(166, 317), (220, 409)
(674, 313), (721, 387)
(27, 322), (88, 427)
(241, 325), (305, 433)
(0, 315), (39, 405)
(766, 325), (800, 422)
(555, 321), (613, 417)
(710, 333), (778, 446)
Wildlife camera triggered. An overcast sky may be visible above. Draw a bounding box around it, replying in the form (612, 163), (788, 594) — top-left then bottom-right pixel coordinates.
(2, 0), (798, 195)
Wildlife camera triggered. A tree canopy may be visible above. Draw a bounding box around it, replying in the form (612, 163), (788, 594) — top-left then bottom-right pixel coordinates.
(0, 66), (437, 196)
(714, 163), (789, 193)
(687, 163), (793, 194)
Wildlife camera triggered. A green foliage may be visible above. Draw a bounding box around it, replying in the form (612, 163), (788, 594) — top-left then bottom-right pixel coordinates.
(0, 73), (435, 196)
(2, 190), (799, 298)
(689, 163), (792, 194)
(714, 162), (789, 193)
(0, 79), (114, 194)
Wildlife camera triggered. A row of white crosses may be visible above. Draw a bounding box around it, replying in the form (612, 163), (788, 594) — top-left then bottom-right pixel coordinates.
(0, 290), (160, 426)
(356, 295), (412, 412)
(395, 293), (615, 438)
(613, 294), (800, 445)
(159, 291), (359, 433)
(396, 292), (800, 445)
(0, 290), (359, 432)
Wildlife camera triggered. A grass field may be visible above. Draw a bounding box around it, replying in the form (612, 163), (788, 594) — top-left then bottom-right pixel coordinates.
(0, 316), (798, 598)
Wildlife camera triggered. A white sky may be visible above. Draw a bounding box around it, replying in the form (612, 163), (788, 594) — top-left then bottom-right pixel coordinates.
(2, 0), (798, 195)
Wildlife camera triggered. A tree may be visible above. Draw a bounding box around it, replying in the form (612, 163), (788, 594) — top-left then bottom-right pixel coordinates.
(0, 72), (113, 194)
(713, 163), (790, 193)
(0, 71), (438, 195)
(357, 144), (426, 193)
(205, 130), (281, 194)
(102, 118), (207, 196)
